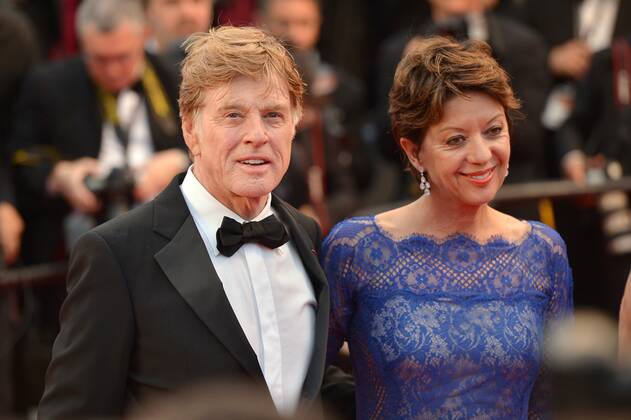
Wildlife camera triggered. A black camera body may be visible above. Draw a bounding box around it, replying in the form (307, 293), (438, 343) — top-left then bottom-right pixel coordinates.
(84, 167), (135, 223)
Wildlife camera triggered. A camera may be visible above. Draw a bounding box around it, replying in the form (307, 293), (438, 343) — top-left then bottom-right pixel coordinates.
(65, 168), (135, 252)
(84, 167), (135, 223)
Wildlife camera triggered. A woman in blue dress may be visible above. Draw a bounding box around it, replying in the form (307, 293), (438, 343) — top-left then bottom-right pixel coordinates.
(321, 37), (573, 419)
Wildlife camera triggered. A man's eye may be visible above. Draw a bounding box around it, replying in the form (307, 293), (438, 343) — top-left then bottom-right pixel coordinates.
(226, 112), (241, 118)
(266, 112), (283, 119)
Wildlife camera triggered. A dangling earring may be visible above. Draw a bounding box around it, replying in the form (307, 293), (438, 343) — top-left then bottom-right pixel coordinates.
(505, 164), (509, 178)
(419, 166), (431, 196)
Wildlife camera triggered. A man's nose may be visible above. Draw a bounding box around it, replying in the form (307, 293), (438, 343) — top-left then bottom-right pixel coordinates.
(242, 116), (268, 144)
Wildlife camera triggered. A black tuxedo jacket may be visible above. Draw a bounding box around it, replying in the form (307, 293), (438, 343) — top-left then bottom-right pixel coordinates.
(38, 174), (330, 419)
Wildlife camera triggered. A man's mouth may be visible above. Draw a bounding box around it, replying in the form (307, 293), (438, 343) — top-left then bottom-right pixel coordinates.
(240, 159), (268, 166)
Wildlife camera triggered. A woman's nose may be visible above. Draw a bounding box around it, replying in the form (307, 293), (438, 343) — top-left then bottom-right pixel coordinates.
(468, 135), (492, 163)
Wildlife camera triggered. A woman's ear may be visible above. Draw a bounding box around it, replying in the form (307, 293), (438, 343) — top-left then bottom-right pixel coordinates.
(399, 137), (422, 170)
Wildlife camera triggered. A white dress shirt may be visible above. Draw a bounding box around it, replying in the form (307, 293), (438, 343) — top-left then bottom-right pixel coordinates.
(98, 89), (154, 177)
(180, 167), (316, 415)
(578, 0), (619, 52)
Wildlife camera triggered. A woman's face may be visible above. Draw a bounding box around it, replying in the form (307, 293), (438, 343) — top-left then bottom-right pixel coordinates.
(402, 91), (510, 209)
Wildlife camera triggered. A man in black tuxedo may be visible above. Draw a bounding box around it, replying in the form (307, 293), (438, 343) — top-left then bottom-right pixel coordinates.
(38, 25), (336, 419)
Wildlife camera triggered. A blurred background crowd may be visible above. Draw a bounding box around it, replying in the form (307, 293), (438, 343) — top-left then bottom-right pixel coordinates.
(2, 0), (631, 417)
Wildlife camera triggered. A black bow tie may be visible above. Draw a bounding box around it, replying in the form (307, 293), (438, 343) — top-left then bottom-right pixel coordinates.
(216, 215), (290, 257)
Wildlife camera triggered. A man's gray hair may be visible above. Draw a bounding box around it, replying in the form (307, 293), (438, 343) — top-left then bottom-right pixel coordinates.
(76, 0), (145, 36)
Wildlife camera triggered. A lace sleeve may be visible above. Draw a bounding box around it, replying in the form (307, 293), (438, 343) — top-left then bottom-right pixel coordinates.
(529, 229), (574, 419)
(321, 221), (357, 366)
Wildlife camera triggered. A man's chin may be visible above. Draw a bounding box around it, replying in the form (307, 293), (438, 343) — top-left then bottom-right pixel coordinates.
(233, 186), (276, 200)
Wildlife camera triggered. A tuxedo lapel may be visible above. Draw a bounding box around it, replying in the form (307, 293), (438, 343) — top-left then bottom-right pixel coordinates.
(152, 176), (263, 381)
(272, 195), (330, 403)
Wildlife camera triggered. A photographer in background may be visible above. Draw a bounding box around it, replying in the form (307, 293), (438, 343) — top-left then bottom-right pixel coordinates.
(11, 0), (187, 265)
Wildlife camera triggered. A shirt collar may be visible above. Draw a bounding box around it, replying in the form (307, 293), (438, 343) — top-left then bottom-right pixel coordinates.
(180, 166), (274, 256)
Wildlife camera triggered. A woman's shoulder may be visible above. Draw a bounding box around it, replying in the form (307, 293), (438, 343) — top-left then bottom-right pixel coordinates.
(526, 221), (568, 255)
(320, 217), (382, 278)
(324, 216), (380, 245)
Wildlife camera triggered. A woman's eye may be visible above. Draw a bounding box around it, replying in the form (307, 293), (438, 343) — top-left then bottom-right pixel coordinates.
(487, 126), (503, 136)
(226, 112), (241, 119)
(446, 135), (465, 146)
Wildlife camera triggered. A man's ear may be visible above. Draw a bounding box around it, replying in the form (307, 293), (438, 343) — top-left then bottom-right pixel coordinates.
(399, 137), (422, 169)
(182, 114), (200, 157)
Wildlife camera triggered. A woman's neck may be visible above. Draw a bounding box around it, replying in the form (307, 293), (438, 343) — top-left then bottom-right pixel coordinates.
(415, 195), (495, 238)
(377, 194), (528, 243)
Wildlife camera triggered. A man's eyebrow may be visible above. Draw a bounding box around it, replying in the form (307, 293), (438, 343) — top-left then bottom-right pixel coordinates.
(217, 101), (247, 111)
(217, 101), (290, 111)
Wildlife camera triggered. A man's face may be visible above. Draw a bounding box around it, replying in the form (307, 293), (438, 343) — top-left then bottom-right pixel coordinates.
(262, 0), (321, 52)
(183, 76), (296, 207)
(81, 21), (147, 92)
(146, 0), (213, 51)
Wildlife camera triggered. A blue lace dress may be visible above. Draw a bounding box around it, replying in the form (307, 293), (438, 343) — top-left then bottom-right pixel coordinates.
(321, 217), (573, 419)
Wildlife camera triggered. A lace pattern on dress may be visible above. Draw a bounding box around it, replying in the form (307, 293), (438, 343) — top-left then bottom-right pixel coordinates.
(322, 216), (573, 419)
